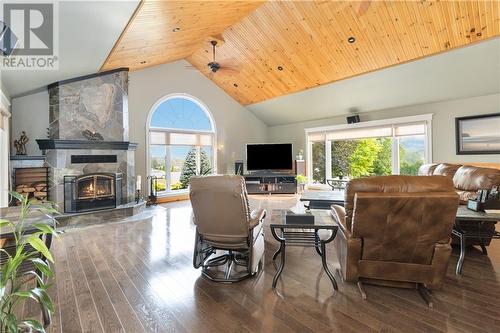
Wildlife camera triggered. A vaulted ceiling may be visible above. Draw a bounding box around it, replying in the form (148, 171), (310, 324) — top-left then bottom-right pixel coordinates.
(101, 1), (264, 71)
(102, 0), (500, 106)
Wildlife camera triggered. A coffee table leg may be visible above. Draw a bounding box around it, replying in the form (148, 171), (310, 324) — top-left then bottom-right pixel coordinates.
(272, 241), (286, 288)
(272, 243), (282, 261)
(456, 232), (465, 275)
(314, 231), (322, 256)
(320, 242), (338, 291)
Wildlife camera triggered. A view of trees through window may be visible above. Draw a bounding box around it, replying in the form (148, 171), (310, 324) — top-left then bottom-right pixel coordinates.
(312, 142), (326, 184)
(311, 135), (425, 183)
(151, 146), (213, 192)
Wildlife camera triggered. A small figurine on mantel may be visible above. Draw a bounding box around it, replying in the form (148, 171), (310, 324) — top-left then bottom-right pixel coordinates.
(82, 129), (104, 141)
(13, 131), (29, 155)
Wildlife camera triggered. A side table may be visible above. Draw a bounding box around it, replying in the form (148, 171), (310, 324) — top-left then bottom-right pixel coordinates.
(269, 209), (338, 291)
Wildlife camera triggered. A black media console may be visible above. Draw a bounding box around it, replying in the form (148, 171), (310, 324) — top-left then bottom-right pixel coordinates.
(244, 173), (297, 194)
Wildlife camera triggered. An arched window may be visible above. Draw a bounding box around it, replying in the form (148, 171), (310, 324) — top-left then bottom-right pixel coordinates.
(148, 94), (216, 195)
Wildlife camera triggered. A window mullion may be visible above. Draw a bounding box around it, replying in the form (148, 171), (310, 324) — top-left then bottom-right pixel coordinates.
(325, 140), (332, 182)
(195, 146), (201, 174)
(391, 137), (400, 175)
(165, 146), (172, 192)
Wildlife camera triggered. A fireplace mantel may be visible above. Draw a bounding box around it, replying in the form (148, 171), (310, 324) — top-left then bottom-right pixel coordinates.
(36, 139), (138, 151)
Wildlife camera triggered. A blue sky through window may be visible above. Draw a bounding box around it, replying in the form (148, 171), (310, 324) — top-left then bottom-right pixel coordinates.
(150, 97), (213, 131)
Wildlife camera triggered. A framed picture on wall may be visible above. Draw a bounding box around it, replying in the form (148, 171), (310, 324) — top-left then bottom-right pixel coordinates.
(455, 113), (500, 155)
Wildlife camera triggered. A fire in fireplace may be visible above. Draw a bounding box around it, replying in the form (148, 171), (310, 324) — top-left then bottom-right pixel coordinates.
(64, 173), (122, 213)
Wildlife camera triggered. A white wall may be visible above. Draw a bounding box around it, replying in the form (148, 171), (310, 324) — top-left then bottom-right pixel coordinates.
(11, 90), (49, 155)
(1, 80), (10, 101)
(129, 60), (268, 189)
(268, 93), (500, 164)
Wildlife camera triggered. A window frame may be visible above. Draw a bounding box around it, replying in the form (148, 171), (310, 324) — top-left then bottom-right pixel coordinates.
(305, 114), (433, 184)
(146, 93), (217, 197)
(0, 89), (11, 207)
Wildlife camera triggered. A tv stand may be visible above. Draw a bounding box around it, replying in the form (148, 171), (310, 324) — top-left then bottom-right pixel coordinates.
(244, 172), (296, 194)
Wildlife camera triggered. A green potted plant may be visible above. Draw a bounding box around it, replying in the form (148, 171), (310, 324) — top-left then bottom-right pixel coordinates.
(0, 192), (59, 332)
(296, 174), (308, 193)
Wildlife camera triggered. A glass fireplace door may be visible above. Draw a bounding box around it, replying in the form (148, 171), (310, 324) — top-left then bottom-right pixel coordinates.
(76, 175), (115, 200)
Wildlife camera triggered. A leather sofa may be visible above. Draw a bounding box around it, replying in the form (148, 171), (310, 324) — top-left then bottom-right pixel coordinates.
(330, 176), (459, 305)
(418, 163), (500, 246)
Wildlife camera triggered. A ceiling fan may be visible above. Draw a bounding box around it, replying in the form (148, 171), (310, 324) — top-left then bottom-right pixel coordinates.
(186, 40), (239, 76)
(207, 40), (221, 72)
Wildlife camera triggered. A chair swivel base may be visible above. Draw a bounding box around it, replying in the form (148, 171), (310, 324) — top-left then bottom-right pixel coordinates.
(202, 251), (255, 283)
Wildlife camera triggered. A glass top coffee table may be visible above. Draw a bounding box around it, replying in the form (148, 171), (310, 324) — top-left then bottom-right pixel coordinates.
(300, 190), (345, 209)
(269, 209), (338, 291)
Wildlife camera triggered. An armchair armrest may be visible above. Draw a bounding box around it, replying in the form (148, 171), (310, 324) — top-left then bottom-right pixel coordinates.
(331, 204), (350, 234)
(330, 204), (345, 224)
(249, 209), (266, 229)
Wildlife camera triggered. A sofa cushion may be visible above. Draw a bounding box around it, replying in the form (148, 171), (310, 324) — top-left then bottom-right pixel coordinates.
(432, 163), (462, 178)
(453, 165), (500, 191)
(455, 190), (478, 203)
(418, 164), (438, 176)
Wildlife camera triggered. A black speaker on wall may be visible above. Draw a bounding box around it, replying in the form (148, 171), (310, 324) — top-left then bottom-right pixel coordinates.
(347, 115), (360, 124)
(235, 160), (244, 175)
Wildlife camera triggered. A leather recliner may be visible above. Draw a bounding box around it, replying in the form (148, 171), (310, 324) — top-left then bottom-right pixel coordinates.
(330, 176), (459, 306)
(190, 175), (266, 282)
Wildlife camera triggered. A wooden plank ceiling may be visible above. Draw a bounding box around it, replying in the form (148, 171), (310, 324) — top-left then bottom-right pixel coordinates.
(101, 0), (264, 71)
(103, 0), (500, 106)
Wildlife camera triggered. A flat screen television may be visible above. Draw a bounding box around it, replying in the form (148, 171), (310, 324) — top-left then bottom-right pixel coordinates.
(246, 143), (293, 171)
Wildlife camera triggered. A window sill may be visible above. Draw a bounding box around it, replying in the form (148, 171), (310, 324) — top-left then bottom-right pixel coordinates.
(157, 189), (189, 198)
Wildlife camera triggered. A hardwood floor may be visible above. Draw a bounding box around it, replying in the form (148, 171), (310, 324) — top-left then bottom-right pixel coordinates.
(25, 195), (500, 332)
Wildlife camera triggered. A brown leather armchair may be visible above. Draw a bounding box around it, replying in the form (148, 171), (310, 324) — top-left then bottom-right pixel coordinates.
(330, 176), (459, 306)
(190, 175), (266, 282)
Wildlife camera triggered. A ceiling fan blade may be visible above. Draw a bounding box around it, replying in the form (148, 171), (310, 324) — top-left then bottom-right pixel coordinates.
(219, 67), (240, 75)
(218, 57), (239, 68)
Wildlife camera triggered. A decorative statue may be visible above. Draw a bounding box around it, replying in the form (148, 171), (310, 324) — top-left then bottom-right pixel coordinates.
(82, 129), (104, 141)
(13, 131), (29, 155)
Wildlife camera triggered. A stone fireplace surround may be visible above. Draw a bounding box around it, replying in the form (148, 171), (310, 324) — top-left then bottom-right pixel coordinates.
(36, 68), (137, 211)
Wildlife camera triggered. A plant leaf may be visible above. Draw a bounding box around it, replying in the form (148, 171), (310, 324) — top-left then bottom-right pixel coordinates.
(23, 270), (46, 287)
(26, 236), (54, 263)
(33, 223), (56, 235)
(9, 191), (25, 202)
(12, 290), (36, 301)
(6, 313), (18, 333)
(22, 319), (45, 332)
(30, 287), (54, 312)
(31, 258), (54, 278)
(0, 219), (13, 228)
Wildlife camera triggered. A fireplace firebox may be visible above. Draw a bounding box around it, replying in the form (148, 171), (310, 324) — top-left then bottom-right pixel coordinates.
(64, 173), (122, 213)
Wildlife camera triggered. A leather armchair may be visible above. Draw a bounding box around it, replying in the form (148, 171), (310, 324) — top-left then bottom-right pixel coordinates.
(331, 176), (459, 306)
(190, 175), (266, 282)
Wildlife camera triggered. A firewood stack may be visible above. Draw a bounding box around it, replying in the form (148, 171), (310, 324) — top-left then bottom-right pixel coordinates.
(15, 182), (48, 203)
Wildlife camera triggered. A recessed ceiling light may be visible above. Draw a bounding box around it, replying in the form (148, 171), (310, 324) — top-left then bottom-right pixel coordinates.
(348, 36), (356, 43)
(277, 66), (283, 71)
(172, 27), (181, 32)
